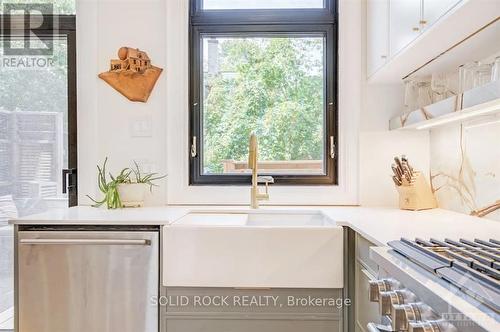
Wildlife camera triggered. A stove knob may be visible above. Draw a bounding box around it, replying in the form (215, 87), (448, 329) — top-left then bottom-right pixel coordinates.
(409, 320), (457, 332)
(391, 303), (437, 331)
(379, 289), (417, 315)
(369, 278), (402, 302)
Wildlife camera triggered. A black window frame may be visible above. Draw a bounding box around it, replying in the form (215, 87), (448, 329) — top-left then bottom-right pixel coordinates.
(0, 13), (78, 205)
(189, 0), (338, 186)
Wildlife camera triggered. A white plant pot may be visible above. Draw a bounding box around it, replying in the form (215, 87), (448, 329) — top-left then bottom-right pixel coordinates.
(117, 183), (148, 208)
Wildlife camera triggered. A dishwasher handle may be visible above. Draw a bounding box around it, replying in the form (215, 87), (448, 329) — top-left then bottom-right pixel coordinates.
(19, 238), (151, 246)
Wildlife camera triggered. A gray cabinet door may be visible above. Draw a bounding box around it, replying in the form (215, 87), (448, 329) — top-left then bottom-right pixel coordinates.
(355, 262), (380, 332)
(166, 318), (340, 332)
(354, 233), (380, 332)
(163, 287), (342, 332)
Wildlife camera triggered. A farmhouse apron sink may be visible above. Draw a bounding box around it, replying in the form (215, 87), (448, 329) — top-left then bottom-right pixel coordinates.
(163, 210), (343, 288)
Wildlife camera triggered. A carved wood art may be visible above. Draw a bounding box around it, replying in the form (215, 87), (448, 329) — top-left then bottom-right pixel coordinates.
(98, 47), (163, 102)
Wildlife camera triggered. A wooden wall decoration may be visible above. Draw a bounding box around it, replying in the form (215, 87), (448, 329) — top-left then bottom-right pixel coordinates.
(99, 47), (163, 102)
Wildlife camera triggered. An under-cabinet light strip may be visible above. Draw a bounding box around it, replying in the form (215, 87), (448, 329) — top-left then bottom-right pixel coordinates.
(415, 103), (500, 130)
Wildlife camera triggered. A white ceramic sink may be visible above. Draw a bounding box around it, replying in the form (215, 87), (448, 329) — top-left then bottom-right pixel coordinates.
(163, 210), (343, 288)
(172, 210), (334, 227)
(246, 211), (331, 226)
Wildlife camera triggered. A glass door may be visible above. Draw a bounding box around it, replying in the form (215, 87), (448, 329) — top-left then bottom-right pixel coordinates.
(0, 4), (76, 329)
(0, 35), (76, 214)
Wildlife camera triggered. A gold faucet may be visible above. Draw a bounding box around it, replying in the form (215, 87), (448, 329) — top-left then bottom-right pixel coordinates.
(248, 134), (273, 209)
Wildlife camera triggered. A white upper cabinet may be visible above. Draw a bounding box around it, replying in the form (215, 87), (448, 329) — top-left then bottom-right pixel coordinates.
(364, 0), (500, 83)
(388, 0), (462, 58)
(422, 0), (462, 30)
(389, 0), (422, 57)
(367, 0), (390, 76)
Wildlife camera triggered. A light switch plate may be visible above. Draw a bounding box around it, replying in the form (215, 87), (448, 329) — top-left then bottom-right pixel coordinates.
(130, 115), (153, 137)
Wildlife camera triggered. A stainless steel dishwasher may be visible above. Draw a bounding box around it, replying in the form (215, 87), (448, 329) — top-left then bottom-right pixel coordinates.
(16, 226), (159, 332)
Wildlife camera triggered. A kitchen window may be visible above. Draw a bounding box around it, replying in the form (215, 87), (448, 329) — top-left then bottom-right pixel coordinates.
(190, 0), (338, 185)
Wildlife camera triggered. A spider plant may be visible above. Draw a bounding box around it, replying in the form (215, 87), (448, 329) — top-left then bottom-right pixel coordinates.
(87, 158), (132, 209)
(131, 161), (166, 192)
(87, 158), (166, 209)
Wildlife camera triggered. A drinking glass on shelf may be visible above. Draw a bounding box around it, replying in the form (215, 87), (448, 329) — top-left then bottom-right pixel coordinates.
(491, 56), (500, 82)
(431, 73), (450, 103)
(416, 80), (432, 109)
(404, 78), (432, 111)
(446, 71), (460, 96)
(404, 79), (418, 112)
(458, 62), (477, 93)
(473, 63), (493, 88)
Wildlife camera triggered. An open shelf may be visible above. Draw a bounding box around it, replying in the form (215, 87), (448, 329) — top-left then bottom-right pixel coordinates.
(390, 80), (500, 130)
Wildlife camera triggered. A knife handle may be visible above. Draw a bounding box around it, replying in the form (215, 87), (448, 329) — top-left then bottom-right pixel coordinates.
(393, 176), (402, 186)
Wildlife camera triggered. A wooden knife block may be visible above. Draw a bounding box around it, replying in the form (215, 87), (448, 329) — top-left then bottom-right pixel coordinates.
(396, 172), (438, 211)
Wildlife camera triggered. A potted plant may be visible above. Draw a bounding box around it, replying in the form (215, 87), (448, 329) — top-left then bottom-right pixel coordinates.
(87, 158), (165, 209)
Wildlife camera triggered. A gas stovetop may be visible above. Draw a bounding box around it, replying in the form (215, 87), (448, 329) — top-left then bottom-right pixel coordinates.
(388, 238), (500, 314)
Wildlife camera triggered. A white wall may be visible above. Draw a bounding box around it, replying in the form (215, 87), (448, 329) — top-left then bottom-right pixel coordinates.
(430, 119), (500, 221)
(358, 80), (430, 208)
(358, 0), (430, 207)
(77, 0), (167, 206)
(359, 131), (430, 206)
(77, 0), (430, 207)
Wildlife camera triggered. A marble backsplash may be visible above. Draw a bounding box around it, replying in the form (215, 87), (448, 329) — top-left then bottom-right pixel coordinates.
(430, 118), (500, 221)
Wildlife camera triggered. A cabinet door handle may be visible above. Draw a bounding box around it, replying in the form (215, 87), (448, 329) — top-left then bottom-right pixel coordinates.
(20, 239), (151, 246)
(412, 27), (420, 32)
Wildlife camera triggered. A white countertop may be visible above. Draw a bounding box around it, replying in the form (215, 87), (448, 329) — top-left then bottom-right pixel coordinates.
(8, 206), (190, 226)
(321, 207), (500, 245)
(9, 205), (500, 245)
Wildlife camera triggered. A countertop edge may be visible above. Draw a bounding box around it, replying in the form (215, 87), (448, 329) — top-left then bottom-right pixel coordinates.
(7, 206), (499, 246)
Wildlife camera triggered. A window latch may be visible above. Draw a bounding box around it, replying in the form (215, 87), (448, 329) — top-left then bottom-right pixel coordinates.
(191, 136), (197, 158)
(330, 136), (335, 159)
